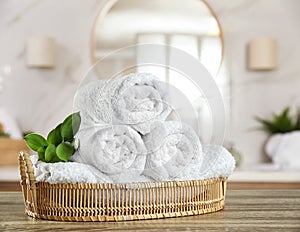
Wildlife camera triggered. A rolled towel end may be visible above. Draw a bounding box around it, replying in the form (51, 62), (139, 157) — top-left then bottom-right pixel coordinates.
(142, 121), (203, 181)
(73, 125), (147, 175)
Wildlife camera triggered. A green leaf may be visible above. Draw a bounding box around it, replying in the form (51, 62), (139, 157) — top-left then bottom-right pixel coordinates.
(272, 107), (294, 133)
(51, 154), (61, 163)
(61, 112), (81, 141)
(254, 106), (299, 134)
(56, 142), (74, 162)
(47, 123), (62, 146)
(24, 133), (48, 152)
(254, 117), (278, 134)
(45, 144), (56, 162)
(37, 146), (46, 162)
(295, 107), (300, 130)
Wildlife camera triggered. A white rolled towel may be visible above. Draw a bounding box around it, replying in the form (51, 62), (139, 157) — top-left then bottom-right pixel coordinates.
(72, 125), (147, 176)
(74, 73), (171, 135)
(142, 121), (203, 181)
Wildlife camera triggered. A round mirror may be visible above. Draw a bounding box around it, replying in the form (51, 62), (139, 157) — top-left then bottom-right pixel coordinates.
(91, 0), (223, 78)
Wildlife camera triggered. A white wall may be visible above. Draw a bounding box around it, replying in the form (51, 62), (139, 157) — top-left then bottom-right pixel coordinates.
(1, 0), (300, 167)
(208, 0), (300, 166)
(0, 0), (104, 135)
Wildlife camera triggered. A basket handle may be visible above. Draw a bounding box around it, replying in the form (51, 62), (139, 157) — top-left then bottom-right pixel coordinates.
(19, 151), (37, 215)
(19, 151), (36, 185)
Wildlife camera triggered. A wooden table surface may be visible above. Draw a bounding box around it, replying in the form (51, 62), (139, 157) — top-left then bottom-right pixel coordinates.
(1, 190), (299, 231)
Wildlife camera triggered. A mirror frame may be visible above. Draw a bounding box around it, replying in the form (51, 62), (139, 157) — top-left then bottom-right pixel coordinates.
(90, 0), (224, 73)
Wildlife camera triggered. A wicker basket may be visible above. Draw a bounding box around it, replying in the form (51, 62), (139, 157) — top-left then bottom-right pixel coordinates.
(19, 151), (227, 222)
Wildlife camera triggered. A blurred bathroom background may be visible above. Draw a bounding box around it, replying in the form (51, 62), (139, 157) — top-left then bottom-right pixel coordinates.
(1, 0), (300, 190)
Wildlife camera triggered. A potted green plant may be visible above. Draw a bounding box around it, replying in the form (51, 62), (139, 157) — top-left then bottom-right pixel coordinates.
(0, 123), (10, 138)
(255, 107), (300, 169)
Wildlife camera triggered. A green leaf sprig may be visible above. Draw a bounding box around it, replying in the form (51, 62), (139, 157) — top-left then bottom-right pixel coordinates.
(255, 107), (300, 135)
(24, 112), (81, 163)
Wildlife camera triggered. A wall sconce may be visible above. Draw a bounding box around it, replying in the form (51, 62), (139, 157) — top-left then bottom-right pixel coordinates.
(26, 36), (56, 68)
(247, 38), (277, 71)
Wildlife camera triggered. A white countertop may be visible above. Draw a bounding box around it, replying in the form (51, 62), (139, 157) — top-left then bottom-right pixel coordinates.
(0, 166), (20, 181)
(229, 170), (300, 182)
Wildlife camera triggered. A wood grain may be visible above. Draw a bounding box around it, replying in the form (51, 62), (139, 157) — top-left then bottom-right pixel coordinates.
(0, 182), (21, 191)
(0, 138), (29, 165)
(0, 190), (299, 231)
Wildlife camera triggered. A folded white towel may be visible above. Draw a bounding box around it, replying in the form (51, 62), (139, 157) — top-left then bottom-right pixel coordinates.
(71, 125), (147, 175)
(265, 131), (300, 169)
(74, 73), (172, 135)
(142, 121), (203, 181)
(30, 154), (112, 184)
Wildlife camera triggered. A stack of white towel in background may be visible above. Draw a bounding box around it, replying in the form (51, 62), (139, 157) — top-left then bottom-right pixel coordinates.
(31, 73), (235, 184)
